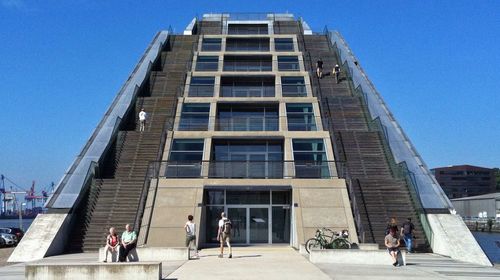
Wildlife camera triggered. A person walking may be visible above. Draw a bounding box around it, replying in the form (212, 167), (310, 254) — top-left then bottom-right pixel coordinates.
(385, 228), (402, 266)
(401, 218), (415, 253)
(138, 108), (147, 132)
(185, 215), (199, 259)
(333, 64), (341, 84)
(102, 227), (120, 262)
(316, 58), (324, 79)
(217, 212), (232, 258)
(119, 224), (137, 262)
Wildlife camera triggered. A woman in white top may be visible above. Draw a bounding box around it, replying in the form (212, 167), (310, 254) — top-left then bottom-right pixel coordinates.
(184, 215), (198, 258)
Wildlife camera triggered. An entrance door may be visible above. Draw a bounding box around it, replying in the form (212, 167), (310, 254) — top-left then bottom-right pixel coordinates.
(227, 207), (247, 243)
(227, 206), (270, 244)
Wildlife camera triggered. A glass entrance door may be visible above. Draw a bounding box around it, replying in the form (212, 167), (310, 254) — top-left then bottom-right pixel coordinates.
(227, 206), (270, 244)
(227, 207), (247, 243)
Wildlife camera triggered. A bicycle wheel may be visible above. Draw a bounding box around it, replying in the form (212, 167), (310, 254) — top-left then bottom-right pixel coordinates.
(305, 238), (321, 254)
(331, 238), (351, 249)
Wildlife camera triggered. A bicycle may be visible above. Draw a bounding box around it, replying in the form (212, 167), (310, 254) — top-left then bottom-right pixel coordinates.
(305, 228), (351, 254)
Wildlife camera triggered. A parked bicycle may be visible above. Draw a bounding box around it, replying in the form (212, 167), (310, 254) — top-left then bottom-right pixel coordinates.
(305, 228), (351, 253)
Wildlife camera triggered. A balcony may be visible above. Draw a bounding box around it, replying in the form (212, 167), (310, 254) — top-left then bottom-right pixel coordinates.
(220, 76), (275, 97)
(223, 55), (272, 72)
(158, 160), (343, 179)
(226, 38), (270, 52)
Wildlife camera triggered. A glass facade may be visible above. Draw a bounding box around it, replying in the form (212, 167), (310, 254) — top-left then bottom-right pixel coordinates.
(226, 38), (269, 52)
(278, 56), (300, 71)
(204, 189), (291, 244)
(196, 56), (219, 71)
(274, 38), (294, 51)
(292, 139), (330, 178)
(223, 55), (272, 72)
(188, 77), (215, 97)
(227, 24), (268, 35)
(286, 103), (317, 131)
(216, 103), (279, 131)
(281, 77), (307, 97)
(220, 76), (275, 97)
(166, 139), (204, 177)
(201, 38), (222, 51)
(178, 103), (210, 131)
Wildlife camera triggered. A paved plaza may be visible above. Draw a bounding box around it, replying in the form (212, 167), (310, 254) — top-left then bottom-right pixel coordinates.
(0, 246), (499, 279)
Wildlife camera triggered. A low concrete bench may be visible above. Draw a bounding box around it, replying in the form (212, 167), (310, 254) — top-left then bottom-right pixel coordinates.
(26, 262), (162, 280)
(309, 249), (406, 266)
(98, 247), (189, 262)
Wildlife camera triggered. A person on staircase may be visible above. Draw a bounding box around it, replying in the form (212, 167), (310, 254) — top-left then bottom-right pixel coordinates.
(138, 108), (147, 132)
(333, 64), (341, 84)
(102, 227), (120, 262)
(119, 224), (137, 262)
(401, 218), (415, 253)
(385, 217), (399, 235)
(316, 58), (324, 79)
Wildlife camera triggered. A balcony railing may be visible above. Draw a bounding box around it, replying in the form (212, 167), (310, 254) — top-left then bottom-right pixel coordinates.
(223, 61), (272, 72)
(216, 116), (279, 131)
(220, 85), (275, 97)
(153, 160), (344, 179)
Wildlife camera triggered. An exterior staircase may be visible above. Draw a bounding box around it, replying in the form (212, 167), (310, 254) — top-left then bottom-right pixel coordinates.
(302, 34), (429, 251)
(67, 35), (198, 252)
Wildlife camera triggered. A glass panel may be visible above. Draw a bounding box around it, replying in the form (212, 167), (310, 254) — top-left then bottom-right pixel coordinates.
(201, 38), (221, 52)
(250, 208), (269, 243)
(206, 206), (224, 243)
(226, 191), (270, 204)
(166, 139), (203, 177)
(272, 191), (291, 205)
(220, 76), (275, 97)
(286, 103), (317, 131)
(204, 190), (225, 205)
(278, 56), (300, 71)
(226, 38), (270, 52)
(223, 56), (272, 72)
(227, 208), (247, 243)
(228, 24), (268, 35)
(196, 56), (219, 71)
(189, 77), (215, 97)
(281, 76), (306, 97)
(179, 104), (210, 131)
(274, 38), (294, 51)
(293, 139), (330, 178)
(272, 206), (291, 243)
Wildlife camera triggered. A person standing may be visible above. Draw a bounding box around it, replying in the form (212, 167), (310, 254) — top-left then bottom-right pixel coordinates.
(138, 108), (147, 132)
(385, 228), (401, 266)
(102, 227), (120, 262)
(217, 212), (232, 258)
(316, 58), (324, 79)
(385, 217), (398, 235)
(185, 215), (199, 259)
(401, 218), (415, 253)
(333, 64), (341, 84)
(119, 224), (137, 262)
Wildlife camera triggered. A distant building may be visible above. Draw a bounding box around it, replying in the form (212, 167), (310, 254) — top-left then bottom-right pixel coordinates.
(451, 192), (500, 219)
(432, 165), (496, 199)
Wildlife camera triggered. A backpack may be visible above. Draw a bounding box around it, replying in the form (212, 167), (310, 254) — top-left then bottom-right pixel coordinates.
(223, 219), (232, 234)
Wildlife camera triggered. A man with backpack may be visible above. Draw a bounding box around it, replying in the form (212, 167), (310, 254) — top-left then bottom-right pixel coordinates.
(217, 212), (232, 258)
(401, 218), (415, 253)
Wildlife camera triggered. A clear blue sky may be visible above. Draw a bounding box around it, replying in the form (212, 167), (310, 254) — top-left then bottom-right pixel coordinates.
(0, 0), (499, 192)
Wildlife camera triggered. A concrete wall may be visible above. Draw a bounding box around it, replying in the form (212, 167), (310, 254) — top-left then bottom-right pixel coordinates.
(427, 213), (492, 266)
(26, 262), (162, 280)
(143, 178), (358, 248)
(8, 213), (71, 262)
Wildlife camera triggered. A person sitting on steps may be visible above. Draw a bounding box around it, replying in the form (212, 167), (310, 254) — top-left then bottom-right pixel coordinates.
(102, 227), (120, 262)
(385, 228), (402, 267)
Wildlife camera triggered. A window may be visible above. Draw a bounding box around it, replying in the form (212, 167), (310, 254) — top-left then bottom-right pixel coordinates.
(274, 38), (294, 51)
(166, 139), (204, 177)
(223, 55), (272, 72)
(226, 38), (269, 52)
(196, 56), (219, 71)
(227, 24), (268, 35)
(178, 103), (210, 131)
(281, 77), (306, 97)
(278, 56), (300, 71)
(201, 38), (222, 51)
(286, 104), (317, 131)
(292, 139), (330, 178)
(220, 76), (275, 97)
(188, 77), (215, 97)
(210, 140), (283, 178)
(216, 103), (279, 131)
